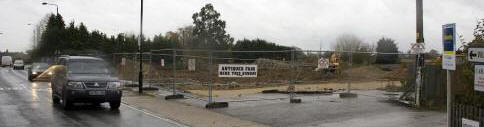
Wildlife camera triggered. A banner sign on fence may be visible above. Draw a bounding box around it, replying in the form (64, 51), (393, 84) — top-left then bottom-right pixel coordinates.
(462, 118), (479, 127)
(218, 64), (257, 78)
(121, 57), (126, 66)
(475, 65), (484, 92)
(442, 23), (456, 70)
(188, 59), (196, 71)
(161, 59), (165, 67)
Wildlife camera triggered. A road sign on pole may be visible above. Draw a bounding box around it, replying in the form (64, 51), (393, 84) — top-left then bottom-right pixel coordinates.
(442, 23), (456, 70)
(442, 23), (456, 127)
(411, 43), (425, 54)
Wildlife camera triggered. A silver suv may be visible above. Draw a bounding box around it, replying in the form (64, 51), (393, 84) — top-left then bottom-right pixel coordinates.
(51, 56), (122, 110)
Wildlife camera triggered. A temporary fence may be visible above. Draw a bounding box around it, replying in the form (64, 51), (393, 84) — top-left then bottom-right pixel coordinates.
(451, 103), (483, 127)
(112, 49), (419, 107)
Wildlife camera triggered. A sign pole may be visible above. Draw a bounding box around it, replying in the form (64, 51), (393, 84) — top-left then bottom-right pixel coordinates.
(443, 23), (456, 127)
(447, 70), (451, 127)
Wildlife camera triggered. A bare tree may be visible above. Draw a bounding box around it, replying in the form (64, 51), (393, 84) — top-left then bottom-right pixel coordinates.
(332, 34), (373, 64)
(32, 14), (50, 49)
(333, 33), (363, 52)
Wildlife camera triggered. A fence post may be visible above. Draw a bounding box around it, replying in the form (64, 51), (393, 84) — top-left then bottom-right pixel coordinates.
(289, 50), (301, 103)
(173, 49), (177, 95)
(208, 51), (213, 103)
(347, 51), (353, 93)
(290, 50), (295, 100)
(149, 52), (152, 88)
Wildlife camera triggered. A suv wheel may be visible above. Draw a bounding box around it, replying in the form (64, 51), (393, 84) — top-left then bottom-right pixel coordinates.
(62, 95), (72, 109)
(109, 101), (121, 110)
(52, 94), (60, 104)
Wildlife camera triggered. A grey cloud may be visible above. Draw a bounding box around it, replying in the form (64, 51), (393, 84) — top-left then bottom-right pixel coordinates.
(0, 0), (483, 52)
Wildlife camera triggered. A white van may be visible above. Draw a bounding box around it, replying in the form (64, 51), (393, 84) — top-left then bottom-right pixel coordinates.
(1, 56), (13, 67)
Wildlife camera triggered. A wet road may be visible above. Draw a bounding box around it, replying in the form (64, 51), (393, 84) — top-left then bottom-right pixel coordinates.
(0, 67), (183, 127)
(215, 91), (447, 127)
(157, 85), (446, 127)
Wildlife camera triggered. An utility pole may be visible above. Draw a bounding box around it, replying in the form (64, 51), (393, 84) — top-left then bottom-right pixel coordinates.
(415, 0), (425, 108)
(138, 0), (144, 94)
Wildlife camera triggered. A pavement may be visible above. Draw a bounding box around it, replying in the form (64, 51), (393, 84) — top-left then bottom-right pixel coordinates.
(215, 91), (447, 127)
(152, 85), (447, 127)
(0, 67), (183, 127)
(122, 92), (268, 127)
(0, 66), (448, 127)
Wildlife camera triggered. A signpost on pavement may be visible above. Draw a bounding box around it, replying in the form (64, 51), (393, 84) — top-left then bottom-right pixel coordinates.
(442, 23), (456, 127)
(443, 24), (456, 70)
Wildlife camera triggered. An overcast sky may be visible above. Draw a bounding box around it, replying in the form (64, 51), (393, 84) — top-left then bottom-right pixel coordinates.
(0, 0), (483, 52)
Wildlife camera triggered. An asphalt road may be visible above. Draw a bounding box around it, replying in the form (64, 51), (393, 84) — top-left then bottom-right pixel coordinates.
(0, 67), (183, 127)
(214, 91), (447, 127)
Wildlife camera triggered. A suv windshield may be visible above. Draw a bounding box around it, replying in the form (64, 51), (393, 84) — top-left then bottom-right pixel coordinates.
(15, 60), (23, 64)
(33, 63), (49, 70)
(67, 59), (111, 74)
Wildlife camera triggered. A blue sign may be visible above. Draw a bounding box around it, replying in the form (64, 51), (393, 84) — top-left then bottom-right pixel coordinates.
(442, 23), (456, 70)
(442, 24), (456, 54)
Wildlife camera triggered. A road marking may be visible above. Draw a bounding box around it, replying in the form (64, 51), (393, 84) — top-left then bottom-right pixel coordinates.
(121, 102), (190, 127)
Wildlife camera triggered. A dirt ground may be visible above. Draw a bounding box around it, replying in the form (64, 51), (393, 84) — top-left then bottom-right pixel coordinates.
(188, 80), (401, 98)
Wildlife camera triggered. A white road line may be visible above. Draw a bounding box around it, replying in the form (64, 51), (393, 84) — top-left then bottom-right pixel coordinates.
(121, 102), (190, 127)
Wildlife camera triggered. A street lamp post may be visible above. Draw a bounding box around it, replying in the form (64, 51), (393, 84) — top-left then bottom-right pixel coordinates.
(42, 2), (60, 57)
(41, 2), (59, 15)
(138, 0), (144, 94)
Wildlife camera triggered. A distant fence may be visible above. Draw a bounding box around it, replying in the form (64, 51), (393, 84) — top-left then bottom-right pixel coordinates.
(451, 103), (483, 127)
(421, 65), (447, 107)
(111, 49), (416, 104)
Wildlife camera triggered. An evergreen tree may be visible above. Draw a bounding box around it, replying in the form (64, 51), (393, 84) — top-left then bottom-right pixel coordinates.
(375, 37), (399, 64)
(192, 3), (234, 50)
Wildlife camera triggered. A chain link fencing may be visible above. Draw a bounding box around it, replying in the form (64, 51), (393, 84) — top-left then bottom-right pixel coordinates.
(112, 49), (420, 106)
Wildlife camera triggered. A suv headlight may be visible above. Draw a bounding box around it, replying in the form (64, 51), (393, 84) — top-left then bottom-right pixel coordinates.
(32, 72), (37, 75)
(107, 82), (121, 89)
(67, 82), (84, 89)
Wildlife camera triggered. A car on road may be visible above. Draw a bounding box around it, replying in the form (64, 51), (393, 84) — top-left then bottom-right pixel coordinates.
(13, 60), (24, 70)
(1, 56), (12, 67)
(51, 56), (122, 110)
(28, 62), (50, 81)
